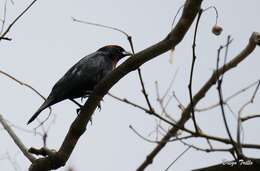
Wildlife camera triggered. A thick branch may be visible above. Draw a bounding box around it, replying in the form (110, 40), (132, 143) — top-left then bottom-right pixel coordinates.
(28, 0), (203, 170)
(136, 32), (260, 170)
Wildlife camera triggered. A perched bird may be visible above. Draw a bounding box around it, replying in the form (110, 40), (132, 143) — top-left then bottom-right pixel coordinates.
(27, 45), (131, 124)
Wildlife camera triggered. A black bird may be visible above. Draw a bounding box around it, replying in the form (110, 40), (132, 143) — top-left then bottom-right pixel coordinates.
(27, 45), (131, 124)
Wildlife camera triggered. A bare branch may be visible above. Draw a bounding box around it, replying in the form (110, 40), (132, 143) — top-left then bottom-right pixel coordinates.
(172, 91), (185, 111)
(109, 92), (260, 151)
(0, 0), (8, 34)
(5, 120), (43, 137)
(196, 79), (260, 112)
(137, 68), (155, 113)
(0, 70), (46, 100)
(0, 0), (38, 41)
(109, 92), (193, 134)
(162, 68), (179, 100)
(188, 8), (203, 133)
(129, 125), (192, 144)
(108, 93), (151, 114)
(237, 80), (260, 152)
(0, 114), (36, 162)
(155, 79), (177, 123)
(137, 32), (260, 170)
(72, 17), (130, 37)
(216, 35), (242, 159)
(179, 139), (233, 153)
(241, 114), (260, 122)
(165, 146), (191, 171)
(0, 69), (53, 126)
(28, 0), (203, 170)
(203, 6), (219, 25)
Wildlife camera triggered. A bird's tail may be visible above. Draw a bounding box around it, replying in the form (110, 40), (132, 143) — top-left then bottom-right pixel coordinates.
(27, 99), (52, 125)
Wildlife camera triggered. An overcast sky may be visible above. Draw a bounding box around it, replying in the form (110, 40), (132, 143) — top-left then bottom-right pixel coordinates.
(1, 0), (260, 171)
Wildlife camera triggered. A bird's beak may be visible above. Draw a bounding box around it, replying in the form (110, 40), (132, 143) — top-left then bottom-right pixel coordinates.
(122, 51), (133, 57)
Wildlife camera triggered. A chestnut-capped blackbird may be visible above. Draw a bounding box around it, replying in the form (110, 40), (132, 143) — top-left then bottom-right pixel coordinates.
(27, 45), (131, 124)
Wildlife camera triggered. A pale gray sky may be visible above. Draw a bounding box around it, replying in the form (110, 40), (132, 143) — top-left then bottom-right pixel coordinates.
(1, 0), (260, 171)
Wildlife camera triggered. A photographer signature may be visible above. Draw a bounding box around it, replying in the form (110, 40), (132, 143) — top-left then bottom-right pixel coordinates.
(222, 159), (253, 167)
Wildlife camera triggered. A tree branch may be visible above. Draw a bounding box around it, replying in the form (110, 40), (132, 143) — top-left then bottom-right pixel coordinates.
(241, 114), (260, 122)
(28, 0), (203, 170)
(0, 114), (36, 162)
(0, 70), (46, 100)
(136, 32), (260, 170)
(216, 35), (242, 159)
(189, 8), (202, 133)
(0, 0), (38, 41)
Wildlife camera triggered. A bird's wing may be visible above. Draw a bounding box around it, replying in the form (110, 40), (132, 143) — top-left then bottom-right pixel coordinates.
(27, 51), (113, 124)
(50, 51), (112, 99)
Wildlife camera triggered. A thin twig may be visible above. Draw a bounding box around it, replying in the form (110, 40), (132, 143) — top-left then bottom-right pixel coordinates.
(196, 79), (260, 112)
(203, 6), (219, 25)
(162, 68), (179, 100)
(0, 114), (36, 162)
(72, 18), (129, 37)
(142, 106), (260, 149)
(5, 120), (43, 136)
(0, 70), (53, 124)
(109, 92), (190, 133)
(179, 139), (233, 153)
(138, 32), (260, 170)
(165, 146), (191, 171)
(206, 138), (213, 150)
(0, 0), (38, 41)
(237, 80), (260, 153)
(251, 80), (260, 102)
(34, 108), (53, 129)
(0, 0), (8, 34)
(163, 96), (176, 122)
(216, 35), (242, 159)
(0, 69), (54, 132)
(172, 91), (185, 111)
(129, 125), (192, 144)
(108, 93), (151, 114)
(137, 68), (154, 112)
(0, 70), (46, 100)
(155, 80), (177, 123)
(241, 114), (260, 122)
(130, 125), (159, 143)
(109, 92), (260, 153)
(188, 9), (203, 133)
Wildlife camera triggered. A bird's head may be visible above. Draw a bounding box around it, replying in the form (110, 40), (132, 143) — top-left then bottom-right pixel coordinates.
(98, 45), (132, 61)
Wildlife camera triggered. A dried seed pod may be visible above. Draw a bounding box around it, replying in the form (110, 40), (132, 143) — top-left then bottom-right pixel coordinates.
(212, 25), (223, 36)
